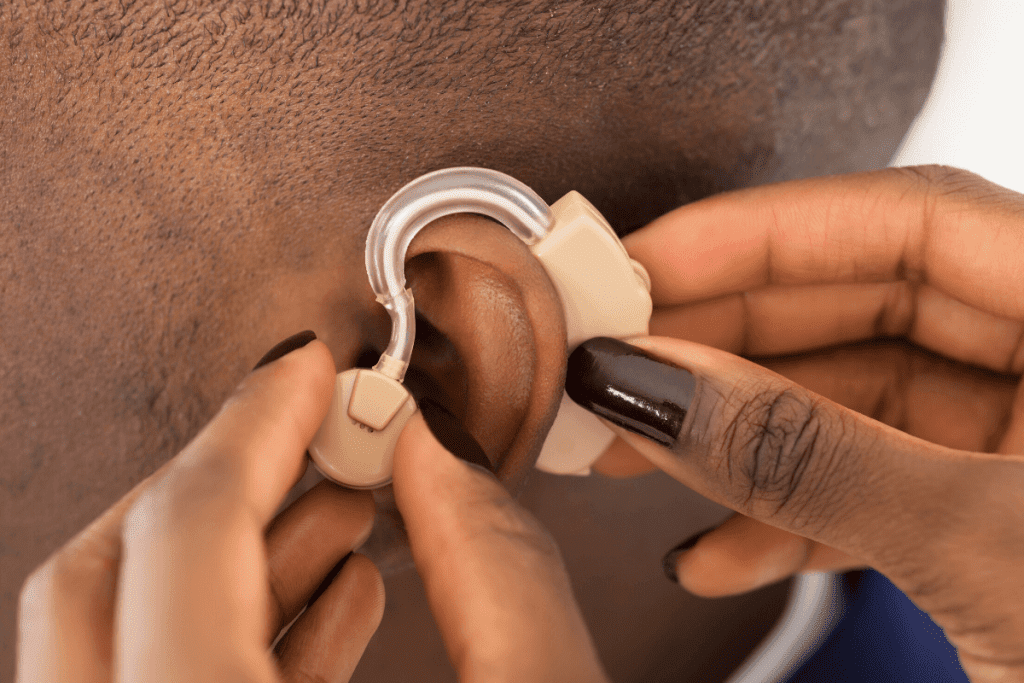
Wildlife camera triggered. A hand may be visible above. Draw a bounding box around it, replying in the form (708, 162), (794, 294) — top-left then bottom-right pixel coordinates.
(574, 166), (1024, 682)
(17, 328), (609, 683)
(392, 412), (609, 683)
(17, 337), (384, 683)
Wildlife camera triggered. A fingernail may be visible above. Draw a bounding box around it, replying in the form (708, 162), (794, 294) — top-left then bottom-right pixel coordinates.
(253, 330), (318, 370)
(418, 397), (495, 475)
(566, 337), (695, 448)
(662, 527), (715, 584)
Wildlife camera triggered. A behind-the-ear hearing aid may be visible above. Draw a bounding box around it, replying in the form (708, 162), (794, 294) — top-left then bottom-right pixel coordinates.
(308, 167), (653, 489)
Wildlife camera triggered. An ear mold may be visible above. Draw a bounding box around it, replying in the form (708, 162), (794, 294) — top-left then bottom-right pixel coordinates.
(308, 168), (651, 488)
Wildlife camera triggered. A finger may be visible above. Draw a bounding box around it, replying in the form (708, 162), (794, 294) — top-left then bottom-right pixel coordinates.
(592, 339), (1018, 480)
(18, 473), (163, 682)
(117, 340), (336, 683)
(16, 336), (327, 682)
(392, 413), (609, 683)
(275, 554), (384, 683)
(592, 434), (657, 477)
(996, 379), (1024, 455)
(650, 282), (1024, 375)
(664, 515), (862, 598)
(17, 440), (185, 681)
(264, 480), (376, 641)
(565, 336), (1011, 567)
(760, 341), (1018, 454)
(626, 166), (1024, 371)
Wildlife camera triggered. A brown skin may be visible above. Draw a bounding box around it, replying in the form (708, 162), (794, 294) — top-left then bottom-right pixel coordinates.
(403, 215), (568, 487)
(16, 345), (610, 683)
(0, 0), (944, 678)
(600, 167), (1024, 680)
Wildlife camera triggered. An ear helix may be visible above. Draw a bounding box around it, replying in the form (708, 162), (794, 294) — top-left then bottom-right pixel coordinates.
(307, 168), (652, 489)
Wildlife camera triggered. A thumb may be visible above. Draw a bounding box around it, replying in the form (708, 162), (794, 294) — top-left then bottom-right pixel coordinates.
(391, 412), (608, 683)
(565, 336), (986, 569)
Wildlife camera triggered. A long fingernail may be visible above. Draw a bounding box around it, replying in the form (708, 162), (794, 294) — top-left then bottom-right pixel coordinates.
(662, 527), (715, 584)
(566, 337), (694, 448)
(253, 330), (318, 370)
(418, 397), (495, 475)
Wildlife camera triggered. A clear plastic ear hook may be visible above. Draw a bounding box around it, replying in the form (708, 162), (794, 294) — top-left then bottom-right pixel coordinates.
(364, 167), (554, 382)
(310, 165), (651, 489)
(359, 171), (836, 683)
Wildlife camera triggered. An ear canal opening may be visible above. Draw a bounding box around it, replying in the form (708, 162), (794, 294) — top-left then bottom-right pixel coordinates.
(354, 346), (383, 369)
(402, 327), (494, 471)
(406, 309), (463, 399)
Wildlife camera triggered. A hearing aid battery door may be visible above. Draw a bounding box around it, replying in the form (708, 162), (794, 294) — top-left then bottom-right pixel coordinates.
(530, 191), (653, 475)
(309, 368), (418, 489)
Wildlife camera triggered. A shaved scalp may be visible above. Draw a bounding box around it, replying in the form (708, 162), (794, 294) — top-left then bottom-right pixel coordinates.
(0, 1), (942, 678)
(2, 0), (944, 231)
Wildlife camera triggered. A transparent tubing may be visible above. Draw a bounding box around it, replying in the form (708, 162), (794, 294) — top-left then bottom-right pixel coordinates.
(365, 170), (841, 681)
(365, 167), (554, 382)
(724, 573), (842, 683)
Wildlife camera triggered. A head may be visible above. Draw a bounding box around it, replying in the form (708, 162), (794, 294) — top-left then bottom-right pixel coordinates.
(0, 0), (944, 674)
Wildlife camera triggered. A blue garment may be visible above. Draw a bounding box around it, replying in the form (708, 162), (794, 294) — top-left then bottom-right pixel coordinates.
(788, 571), (968, 682)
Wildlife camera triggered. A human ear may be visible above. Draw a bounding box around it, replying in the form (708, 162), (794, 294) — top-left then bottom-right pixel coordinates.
(397, 213), (568, 491)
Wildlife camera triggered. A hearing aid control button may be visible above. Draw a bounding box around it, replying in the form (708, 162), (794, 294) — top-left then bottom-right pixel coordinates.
(347, 370), (410, 431)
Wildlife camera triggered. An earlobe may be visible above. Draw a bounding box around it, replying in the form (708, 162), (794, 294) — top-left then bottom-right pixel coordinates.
(403, 214), (568, 491)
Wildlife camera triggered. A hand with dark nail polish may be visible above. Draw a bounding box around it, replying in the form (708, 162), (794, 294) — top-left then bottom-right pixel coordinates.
(570, 168), (1024, 682)
(18, 336), (386, 683)
(18, 323), (614, 683)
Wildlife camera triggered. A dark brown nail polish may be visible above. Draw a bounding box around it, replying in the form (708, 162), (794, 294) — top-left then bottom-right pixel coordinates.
(565, 337), (695, 448)
(253, 330), (318, 370)
(662, 527), (716, 584)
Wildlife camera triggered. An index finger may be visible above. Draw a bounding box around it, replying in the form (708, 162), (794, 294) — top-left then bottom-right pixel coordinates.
(117, 340), (336, 683)
(625, 166), (1024, 322)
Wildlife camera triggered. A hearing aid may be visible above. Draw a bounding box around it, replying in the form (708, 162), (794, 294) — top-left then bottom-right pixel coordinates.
(308, 167), (653, 489)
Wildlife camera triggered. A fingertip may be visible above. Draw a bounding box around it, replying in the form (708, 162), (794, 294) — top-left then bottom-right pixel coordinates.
(274, 338), (336, 404)
(236, 337), (336, 426)
(299, 482), (377, 549)
(392, 412), (441, 484)
(675, 531), (811, 598)
(393, 411), (495, 500)
(349, 491), (378, 550)
(275, 553), (385, 683)
(346, 553), (386, 628)
(392, 413), (456, 522)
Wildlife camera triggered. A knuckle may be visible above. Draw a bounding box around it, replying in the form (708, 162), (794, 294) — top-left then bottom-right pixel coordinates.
(125, 455), (239, 536)
(897, 164), (1013, 205)
(19, 547), (84, 611)
(898, 163), (977, 189)
(719, 385), (843, 529)
(19, 563), (54, 611)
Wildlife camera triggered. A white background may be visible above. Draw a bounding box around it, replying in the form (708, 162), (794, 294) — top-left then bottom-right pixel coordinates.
(893, 0), (1024, 193)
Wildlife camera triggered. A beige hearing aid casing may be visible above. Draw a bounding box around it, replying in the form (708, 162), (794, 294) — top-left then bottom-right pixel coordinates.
(307, 190), (651, 488)
(309, 369), (417, 489)
(529, 191), (652, 475)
